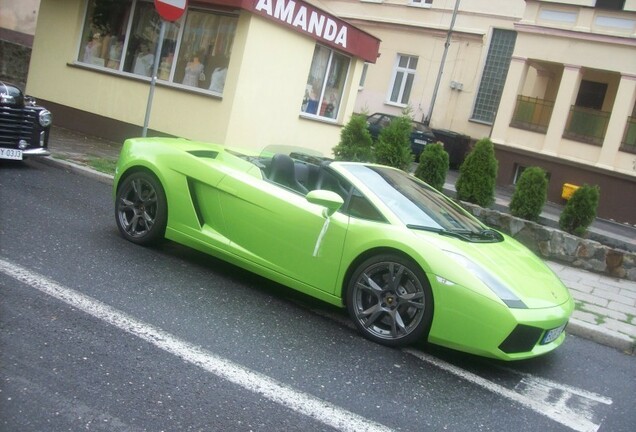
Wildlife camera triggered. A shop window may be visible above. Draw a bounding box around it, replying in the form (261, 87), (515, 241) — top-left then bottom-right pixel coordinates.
(173, 10), (236, 91)
(78, 0), (237, 94)
(79, 0), (131, 69)
(388, 54), (418, 106)
(301, 45), (351, 120)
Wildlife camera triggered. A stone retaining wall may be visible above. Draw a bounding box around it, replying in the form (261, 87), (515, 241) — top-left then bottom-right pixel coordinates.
(462, 202), (636, 282)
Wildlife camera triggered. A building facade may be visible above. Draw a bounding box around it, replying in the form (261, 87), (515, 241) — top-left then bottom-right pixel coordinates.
(25, 0), (380, 156)
(491, 0), (636, 224)
(322, 0), (636, 225)
(322, 0), (526, 139)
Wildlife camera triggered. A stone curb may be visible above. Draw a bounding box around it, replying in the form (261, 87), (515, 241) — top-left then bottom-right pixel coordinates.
(36, 155), (635, 356)
(567, 318), (636, 355)
(36, 155), (114, 185)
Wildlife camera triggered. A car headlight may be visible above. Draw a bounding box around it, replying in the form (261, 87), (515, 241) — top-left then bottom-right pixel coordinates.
(441, 250), (527, 309)
(39, 109), (52, 127)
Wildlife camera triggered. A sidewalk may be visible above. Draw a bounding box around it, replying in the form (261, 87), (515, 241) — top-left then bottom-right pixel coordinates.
(40, 126), (636, 356)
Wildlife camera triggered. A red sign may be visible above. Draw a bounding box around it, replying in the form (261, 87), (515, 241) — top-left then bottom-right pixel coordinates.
(154, 0), (188, 21)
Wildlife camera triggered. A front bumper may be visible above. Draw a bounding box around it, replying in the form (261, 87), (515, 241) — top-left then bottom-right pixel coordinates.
(23, 147), (51, 157)
(428, 281), (574, 361)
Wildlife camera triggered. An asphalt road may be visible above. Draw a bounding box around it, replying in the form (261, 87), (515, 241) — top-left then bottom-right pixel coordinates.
(1, 160), (635, 432)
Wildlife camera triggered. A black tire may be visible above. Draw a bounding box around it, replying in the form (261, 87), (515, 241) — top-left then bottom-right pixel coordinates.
(115, 171), (167, 245)
(346, 254), (433, 347)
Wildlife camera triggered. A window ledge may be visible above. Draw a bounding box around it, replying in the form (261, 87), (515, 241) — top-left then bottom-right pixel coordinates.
(67, 62), (224, 99)
(384, 101), (407, 109)
(299, 113), (341, 126)
(469, 117), (494, 126)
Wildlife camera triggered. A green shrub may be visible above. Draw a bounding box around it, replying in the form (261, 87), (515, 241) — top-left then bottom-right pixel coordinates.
(509, 166), (548, 222)
(373, 115), (413, 170)
(455, 137), (498, 207)
(559, 184), (600, 237)
(333, 113), (374, 162)
(414, 142), (449, 192)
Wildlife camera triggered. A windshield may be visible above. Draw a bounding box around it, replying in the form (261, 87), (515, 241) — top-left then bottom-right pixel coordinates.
(342, 165), (491, 235)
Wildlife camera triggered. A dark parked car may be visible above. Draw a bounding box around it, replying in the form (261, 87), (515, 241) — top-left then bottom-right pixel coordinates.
(366, 112), (436, 160)
(0, 81), (52, 160)
(432, 128), (472, 168)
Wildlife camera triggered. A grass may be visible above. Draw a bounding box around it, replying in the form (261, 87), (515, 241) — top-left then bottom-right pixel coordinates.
(574, 301), (606, 325)
(87, 157), (117, 175)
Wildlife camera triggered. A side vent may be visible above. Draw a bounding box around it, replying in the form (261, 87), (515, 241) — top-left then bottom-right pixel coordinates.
(188, 150), (219, 159)
(187, 178), (205, 227)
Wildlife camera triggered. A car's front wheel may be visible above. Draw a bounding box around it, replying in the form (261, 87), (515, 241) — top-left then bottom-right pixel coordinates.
(115, 171), (167, 245)
(346, 254), (433, 347)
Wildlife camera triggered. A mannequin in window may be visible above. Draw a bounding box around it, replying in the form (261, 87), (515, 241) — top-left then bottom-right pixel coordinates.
(323, 88), (339, 119)
(303, 83), (319, 114)
(133, 43), (154, 77)
(83, 33), (103, 65)
(106, 38), (124, 70)
(158, 52), (174, 80)
(209, 66), (228, 93)
(182, 55), (205, 87)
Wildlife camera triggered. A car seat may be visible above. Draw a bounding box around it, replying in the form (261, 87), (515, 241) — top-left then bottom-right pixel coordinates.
(268, 153), (309, 194)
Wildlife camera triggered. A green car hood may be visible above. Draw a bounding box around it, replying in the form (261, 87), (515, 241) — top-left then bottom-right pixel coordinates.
(415, 231), (571, 309)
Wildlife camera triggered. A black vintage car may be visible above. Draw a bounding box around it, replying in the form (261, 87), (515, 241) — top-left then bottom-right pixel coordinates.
(0, 81), (52, 160)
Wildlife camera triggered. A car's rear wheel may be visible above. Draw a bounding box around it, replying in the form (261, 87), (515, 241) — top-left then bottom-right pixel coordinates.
(115, 171), (167, 245)
(346, 254), (433, 347)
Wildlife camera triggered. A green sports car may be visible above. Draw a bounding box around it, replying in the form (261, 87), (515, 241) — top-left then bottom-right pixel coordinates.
(113, 138), (573, 360)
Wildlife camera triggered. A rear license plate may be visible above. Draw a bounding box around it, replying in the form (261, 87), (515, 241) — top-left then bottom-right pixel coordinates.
(0, 148), (23, 160)
(541, 323), (567, 345)
(414, 139), (428, 145)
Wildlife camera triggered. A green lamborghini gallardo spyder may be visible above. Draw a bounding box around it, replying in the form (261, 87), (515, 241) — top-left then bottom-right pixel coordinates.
(114, 138), (573, 360)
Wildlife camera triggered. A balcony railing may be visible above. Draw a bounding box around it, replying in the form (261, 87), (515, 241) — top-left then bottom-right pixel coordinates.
(563, 106), (610, 146)
(510, 95), (554, 134)
(620, 116), (636, 154)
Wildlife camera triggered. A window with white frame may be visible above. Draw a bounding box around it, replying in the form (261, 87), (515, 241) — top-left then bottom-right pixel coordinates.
(388, 54), (418, 105)
(78, 0), (237, 94)
(301, 45), (351, 120)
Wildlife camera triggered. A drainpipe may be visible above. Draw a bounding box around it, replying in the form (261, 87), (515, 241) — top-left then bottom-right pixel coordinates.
(423, 0), (461, 126)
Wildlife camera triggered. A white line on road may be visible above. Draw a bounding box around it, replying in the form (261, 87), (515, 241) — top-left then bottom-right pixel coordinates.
(0, 258), (394, 432)
(404, 348), (612, 432)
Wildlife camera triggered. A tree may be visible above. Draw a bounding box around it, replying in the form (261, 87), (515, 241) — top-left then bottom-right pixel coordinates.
(559, 184), (600, 237)
(333, 114), (373, 162)
(414, 142), (449, 192)
(509, 166), (548, 222)
(373, 115), (413, 170)
(455, 137), (498, 207)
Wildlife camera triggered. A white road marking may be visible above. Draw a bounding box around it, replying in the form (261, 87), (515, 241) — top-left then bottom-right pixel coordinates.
(0, 258), (394, 432)
(404, 348), (612, 432)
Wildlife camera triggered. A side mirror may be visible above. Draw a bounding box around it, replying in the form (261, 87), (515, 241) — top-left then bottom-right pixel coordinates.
(306, 190), (343, 217)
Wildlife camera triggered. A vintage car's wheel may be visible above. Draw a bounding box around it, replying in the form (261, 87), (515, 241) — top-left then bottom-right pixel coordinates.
(346, 254), (433, 347)
(115, 171), (167, 245)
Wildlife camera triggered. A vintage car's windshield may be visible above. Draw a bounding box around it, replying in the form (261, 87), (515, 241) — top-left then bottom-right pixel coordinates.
(341, 164), (501, 242)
